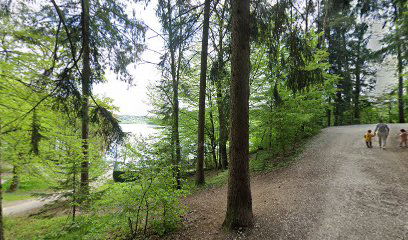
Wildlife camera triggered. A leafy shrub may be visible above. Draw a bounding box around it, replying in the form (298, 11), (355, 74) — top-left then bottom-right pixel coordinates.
(95, 140), (188, 238)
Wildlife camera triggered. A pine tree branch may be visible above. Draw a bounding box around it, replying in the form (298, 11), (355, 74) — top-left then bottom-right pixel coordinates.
(49, 0), (83, 77)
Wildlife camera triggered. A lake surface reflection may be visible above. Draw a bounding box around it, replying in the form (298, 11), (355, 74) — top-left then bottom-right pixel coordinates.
(120, 123), (160, 137)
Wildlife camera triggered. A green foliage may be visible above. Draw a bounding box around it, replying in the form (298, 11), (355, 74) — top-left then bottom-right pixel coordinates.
(204, 170), (229, 187)
(249, 31), (336, 159)
(96, 139), (188, 237)
(4, 215), (127, 240)
(3, 192), (35, 203)
(3, 174), (51, 192)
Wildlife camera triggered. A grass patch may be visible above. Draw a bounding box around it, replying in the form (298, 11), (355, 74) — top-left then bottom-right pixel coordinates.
(4, 214), (130, 240)
(190, 143), (307, 191)
(2, 173), (53, 203)
(205, 170), (229, 188)
(2, 174), (51, 192)
(3, 192), (35, 203)
(250, 139), (308, 173)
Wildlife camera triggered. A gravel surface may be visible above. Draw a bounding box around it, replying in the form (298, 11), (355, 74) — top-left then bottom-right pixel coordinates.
(3, 197), (57, 216)
(167, 124), (408, 240)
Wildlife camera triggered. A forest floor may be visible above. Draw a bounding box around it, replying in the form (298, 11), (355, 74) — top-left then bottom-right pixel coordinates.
(166, 124), (408, 240)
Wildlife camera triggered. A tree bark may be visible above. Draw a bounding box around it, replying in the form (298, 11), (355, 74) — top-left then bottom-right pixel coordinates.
(397, 39), (405, 123)
(215, 3), (228, 170)
(80, 0), (91, 197)
(208, 94), (218, 169)
(334, 91), (342, 126)
(223, 0), (253, 230)
(167, 1), (182, 189)
(327, 97), (331, 126)
(341, 31), (352, 125)
(196, 0), (211, 185)
(217, 91), (228, 169)
(7, 165), (19, 192)
(172, 67), (182, 190)
(353, 28), (363, 124)
(353, 68), (361, 124)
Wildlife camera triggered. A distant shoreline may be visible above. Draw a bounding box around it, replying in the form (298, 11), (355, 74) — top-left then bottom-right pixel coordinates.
(117, 115), (156, 125)
(119, 122), (165, 128)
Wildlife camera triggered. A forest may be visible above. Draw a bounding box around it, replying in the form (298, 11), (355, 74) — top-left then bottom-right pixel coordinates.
(0, 0), (407, 239)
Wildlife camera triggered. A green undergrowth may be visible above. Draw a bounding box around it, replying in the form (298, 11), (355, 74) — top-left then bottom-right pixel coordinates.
(2, 173), (52, 192)
(5, 188), (185, 240)
(3, 192), (35, 203)
(205, 170), (229, 188)
(2, 173), (54, 203)
(1, 164), (13, 173)
(4, 215), (130, 240)
(190, 137), (310, 192)
(4, 135), (313, 240)
(249, 143), (306, 173)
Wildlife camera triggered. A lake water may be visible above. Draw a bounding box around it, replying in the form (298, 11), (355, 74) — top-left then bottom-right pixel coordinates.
(120, 123), (160, 137)
(110, 123), (161, 169)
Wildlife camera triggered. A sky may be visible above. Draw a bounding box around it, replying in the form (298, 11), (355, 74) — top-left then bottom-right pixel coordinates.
(94, 0), (163, 116)
(367, 21), (397, 96)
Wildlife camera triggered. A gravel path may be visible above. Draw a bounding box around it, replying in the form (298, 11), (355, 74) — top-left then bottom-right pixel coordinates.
(2, 168), (109, 217)
(3, 198), (55, 216)
(168, 124), (408, 240)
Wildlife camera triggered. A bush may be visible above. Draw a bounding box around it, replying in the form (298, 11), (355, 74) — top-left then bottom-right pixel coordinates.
(95, 141), (188, 238)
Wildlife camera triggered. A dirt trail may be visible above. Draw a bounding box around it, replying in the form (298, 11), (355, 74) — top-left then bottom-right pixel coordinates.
(169, 124), (408, 240)
(3, 198), (55, 216)
(3, 168), (109, 216)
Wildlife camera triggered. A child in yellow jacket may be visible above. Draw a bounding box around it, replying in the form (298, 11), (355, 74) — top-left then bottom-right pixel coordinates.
(364, 130), (375, 148)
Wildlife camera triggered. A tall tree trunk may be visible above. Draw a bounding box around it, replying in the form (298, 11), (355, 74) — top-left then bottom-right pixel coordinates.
(167, 1), (182, 189)
(171, 50), (182, 189)
(305, 0), (312, 33)
(208, 94), (218, 169)
(388, 99), (392, 123)
(334, 91), (342, 126)
(31, 109), (40, 155)
(353, 69), (361, 124)
(393, 2), (405, 124)
(327, 97), (331, 127)
(353, 30), (363, 124)
(215, 4), (228, 170)
(80, 0), (91, 197)
(7, 165), (19, 192)
(397, 40), (405, 123)
(342, 34), (352, 125)
(223, 0), (253, 230)
(218, 95), (228, 169)
(196, 0), (211, 185)
(322, 0), (332, 127)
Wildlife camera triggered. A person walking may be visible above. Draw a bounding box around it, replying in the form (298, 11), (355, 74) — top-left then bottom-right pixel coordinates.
(374, 122), (390, 149)
(364, 129), (375, 148)
(399, 129), (407, 147)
